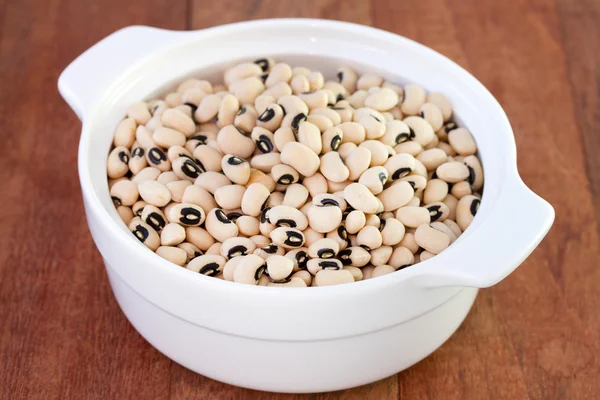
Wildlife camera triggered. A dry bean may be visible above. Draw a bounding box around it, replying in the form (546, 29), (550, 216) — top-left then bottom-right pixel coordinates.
(395, 206), (430, 228)
(270, 227), (305, 248)
(156, 246), (187, 266)
(401, 84), (426, 116)
(356, 225), (382, 250)
(234, 105), (259, 133)
(380, 217), (406, 246)
(345, 210), (366, 234)
(283, 183), (309, 209)
(246, 169), (276, 192)
(128, 101), (151, 125)
(129, 219), (160, 251)
(456, 194), (480, 231)
(344, 183), (379, 214)
(463, 155), (484, 191)
(320, 152), (349, 183)
(436, 161), (470, 183)
(217, 125), (255, 159)
(241, 183), (270, 216)
(110, 180), (139, 207)
(161, 223), (186, 246)
(188, 254), (226, 276)
(448, 128), (477, 156)
(308, 258), (343, 275)
(280, 142), (320, 177)
(451, 180), (472, 199)
(372, 264), (395, 278)
(314, 269), (354, 286)
(359, 140), (388, 167)
(268, 205), (308, 230)
(394, 141), (422, 157)
(370, 246), (393, 266)
(308, 238), (340, 259)
(205, 208), (239, 242)
(302, 172), (328, 197)
(377, 181), (414, 212)
(417, 148), (447, 171)
(384, 153), (415, 181)
(415, 224), (451, 254)
(339, 122), (366, 145)
(345, 147), (372, 181)
(404, 116), (434, 146)
(337, 66), (358, 92)
(423, 179), (449, 204)
(337, 246), (371, 267)
(307, 205), (343, 233)
(117, 205), (134, 225)
(107, 147), (130, 179)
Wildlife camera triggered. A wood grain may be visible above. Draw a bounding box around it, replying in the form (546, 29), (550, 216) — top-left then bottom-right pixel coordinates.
(1, 0), (598, 399)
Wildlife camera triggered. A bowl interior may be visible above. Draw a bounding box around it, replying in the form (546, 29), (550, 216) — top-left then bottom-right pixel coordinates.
(83, 22), (513, 269)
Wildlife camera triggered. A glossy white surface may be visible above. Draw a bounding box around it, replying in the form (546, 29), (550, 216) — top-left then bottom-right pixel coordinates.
(59, 19), (554, 392)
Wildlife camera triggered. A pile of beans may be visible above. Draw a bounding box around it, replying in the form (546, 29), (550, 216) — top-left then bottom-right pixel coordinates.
(107, 58), (483, 287)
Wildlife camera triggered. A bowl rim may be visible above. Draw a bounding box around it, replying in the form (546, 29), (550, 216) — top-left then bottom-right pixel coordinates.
(76, 18), (517, 296)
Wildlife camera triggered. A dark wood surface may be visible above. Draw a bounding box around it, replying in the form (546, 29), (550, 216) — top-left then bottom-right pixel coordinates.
(1, 0), (598, 398)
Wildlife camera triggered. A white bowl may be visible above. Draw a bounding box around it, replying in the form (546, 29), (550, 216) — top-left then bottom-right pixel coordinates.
(58, 19), (554, 393)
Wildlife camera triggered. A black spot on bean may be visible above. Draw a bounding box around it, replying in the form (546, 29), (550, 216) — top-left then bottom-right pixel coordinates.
(331, 135), (342, 151)
(254, 265), (267, 280)
(277, 174), (294, 185)
(179, 207), (203, 225)
(318, 198), (340, 207)
(291, 113), (307, 131)
(151, 104), (161, 115)
(256, 134), (274, 153)
(227, 156), (245, 165)
(261, 196), (270, 212)
(258, 108), (275, 122)
(133, 225), (149, 242)
(397, 264), (411, 271)
(419, 111), (425, 119)
(317, 248), (335, 258)
(132, 147), (145, 158)
(337, 249), (352, 265)
(470, 198), (480, 216)
(359, 244), (371, 251)
(295, 251), (308, 269)
(427, 205), (443, 222)
(392, 167), (412, 180)
(263, 244), (279, 254)
(378, 172), (388, 185)
(237, 106), (246, 116)
(284, 231), (303, 247)
(320, 260), (340, 270)
(146, 212), (166, 230)
(118, 151), (129, 164)
(189, 135), (208, 145)
(226, 211), (243, 222)
(275, 218), (297, 228)
(395, 132), (411, 144)
(184, 102), (198, 113)
(466, 165), (476, 186)
(336, 93), (344, 102)
(337, 225), (348, 240)
(227, 245), (248, 258)
(409, 127), (416, 139)
(259, 73), (268, 83)
(444, 121), (458, 132)
(111, 196), (121, 206)
(235, 126), (247, 136)
(215, 209), (232, 224)
(379, 218), (387, 232)
(260, 208), (270, 223)
(199, 262), (220, 276)
(182, 159), (203, 178)
(370, 114), (381, 123)
(337, 71), (343, 82)
(280, 105), (286, 117)
(148, 147), (167, 165)
(254, 58), (269, 72)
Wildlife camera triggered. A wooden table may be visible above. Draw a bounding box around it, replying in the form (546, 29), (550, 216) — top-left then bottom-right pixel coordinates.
(1, 0), (599, 398)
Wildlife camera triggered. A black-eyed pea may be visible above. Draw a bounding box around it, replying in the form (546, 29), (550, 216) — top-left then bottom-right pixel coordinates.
(343, 183), (379, 214)
(302, 172), (328, 198)
(139, 204), (166, 232)
(114, 117), (137, 148)
(337, 66), (358, 92)
(166, 145), (193, 163)
(359, 140), (388, 167)
(267, 188), (285, 204)
(263, 81), (292, 99)
(161, 223), (186, 246)
(161, 108), (195, 137)
(371, 246), (393, 266)
(425, 202), (450, 223)
(132, 200), (147, 217)
(136, 126), (157, 151)
(347, 89), (369, 109)
(267, 277), (307, 287)
(278, 94), (309, 116)
(241, 182), (271, 216)
(110, 179), (139, 207)
(401, 84), (426, 116)
(249, 235), (271, 248)
(256, 273), (270, 286)
(298, 91), (328, 110)
(357, 166), (387, 195)
(447, 127), (477, 156)
(384, 153), (416, 181)
(338, 122), (366, 145)
(358, 114), (386, 140)
(327, 179), (353, 193)
(234, 105), (259, 134)
(381, 81), (404, 99)
(270, 227), (305, 249)
(265, 255), (294, 281)
(372, 265), (395, 278)
(268, 205), (309, 230)
(165, 179), (191, 202)
(380, 120), (411, 147)
(156, 246), (187, 266)
(254, 94), (276, 115)
(419, 103), (444, 132)
(234, 215), (258, 237)
(250, 127), (276, 154)
(182, 88), (206, 109)
(254, 242), (286, 259)
(291, 269), (312, 285)
(265, 63), (292, 88)
(399, 176), (426, 193)
(107, 146), (130, 179)
(314, 269), (354, 286)
(345, 147), (372, 181)
(216, 94), (239, 127)
(218, 154), (250, 185)
(411, 159), (428, 178)
(259, 208), (276, 237)
(404, 116), (435, 146)
(270, 165), (298, 187)
(308, 258), (343, 276)
(250, 152), (280, 173)
(285, 247), (309, 271)
(417, 148), (448, 171)
(343, 266), (363, 281)
(332, 103), (354, 124)
(271, 127), (294, 154)
(128, 146), (148, 175)
(117, 205), (134, 225)
(149, 100), (168, 117)
(178, 79), (212, 95)
(254, 57), (276, 73)
(310, 108), (342, 126)
(365, 214), (381, 228)
(337, 143), (357, 162)
(361, 266), (374, 279)
(377, 180), (414, 212)
(394, 141), (423, 157)
(145, 146), (170, 172)
(311, 193), (346, 210)
(364, 88), (399, 112)
(219, 237), (256, 259)
(185, 226), (215, 251)
(451, 181), (473, 199)
(415, 223), (451, 254)
(179, 186), (215, 213)
(319, 152), (349, 183)
(307, 71), (324, 91)
(166, 203), (205, 227)
(295, 121), (322, 154)
(138, 180), (171, 207)
(246, 169), (276, 192)
(306, 114), (333, 133)
(283, 183), (309, 209)
(213, 184), (246, 210)
(290, 74), (310, 95)
(417, 250), (433, 262)
(184, 134), (208, 153)
(426, 92), (453, 121)
(224, 62), (263, 86)
(395, 206), (430, 228)
(463, 155), (484, 191)
(169, 156), (201, 182)
(357, 73), (383, 90)
(194, 94), (222, 123)
(222, 256), (244, 281)
(380, 217), (406, 246)
(388, 245), (415, 269)
(429, 221), (458, 244)
(127, 101), (151, 125)
(129, 219), (160, 251)
(356, 225), (382, 250)
(442, 193), (458, 220)
(229, 76), (265, 105)
(337, 246), (370, 267)
(345, 210), (366, 234)
(456, 195), (480, 231)
(443, 219), (463, 238)
(307, 204), (343, 233)
(323, 82), (346, 103)
(308, 238), (340, 259)
(178, 241), (203, 262)
(388, 106), (403, 120)
(188, 254), (226, 277)
(257, 104), (285, 132)
(280, 142), (320, 177)
(436, 161), (470, 183)
(217, 125), (256, 159)
(423, 179), (449, 204)
(205, 208), (239, 242)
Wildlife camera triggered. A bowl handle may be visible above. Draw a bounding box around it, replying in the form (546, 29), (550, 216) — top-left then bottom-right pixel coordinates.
(58, 26), (183, 121)
(421, 174), (554, 288)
